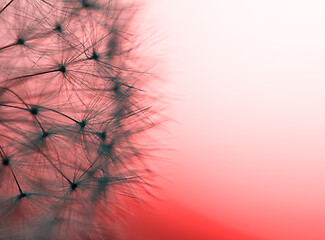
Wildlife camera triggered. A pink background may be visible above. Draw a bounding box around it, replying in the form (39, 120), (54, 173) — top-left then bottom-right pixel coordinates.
(127, 1), (325, 240)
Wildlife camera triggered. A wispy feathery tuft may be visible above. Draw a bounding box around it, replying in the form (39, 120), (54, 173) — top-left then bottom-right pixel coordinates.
(0, 0), (158, 239)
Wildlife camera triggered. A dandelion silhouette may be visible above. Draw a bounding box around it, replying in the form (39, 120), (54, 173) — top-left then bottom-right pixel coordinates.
(0, 0), (157, 239)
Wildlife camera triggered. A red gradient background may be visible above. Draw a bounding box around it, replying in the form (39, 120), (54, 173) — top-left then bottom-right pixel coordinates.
(123, 1), (325, 240)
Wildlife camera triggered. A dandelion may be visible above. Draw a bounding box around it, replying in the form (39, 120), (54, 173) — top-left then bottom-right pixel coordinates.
(0, 0), (157, 239)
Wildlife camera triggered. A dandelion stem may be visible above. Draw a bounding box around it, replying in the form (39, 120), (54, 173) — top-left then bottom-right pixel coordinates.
(9, 168), (24, 196)
(38, 106), (79, 123)
(0, 42), (17, 52)
(0, 103), (29, 111)
(37, 149), (73, 185)
(0, 104), (46, 133)
(0, 0), (15, 15)
(0, 145), (6, 160)
(0, 87), (30, 109)
(0, 102), (81, 127)
(7, 68), (62, 82)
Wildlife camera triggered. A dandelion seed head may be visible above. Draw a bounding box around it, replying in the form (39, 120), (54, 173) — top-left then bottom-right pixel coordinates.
(54, 23), (62, 33)
(0, 0), (161, 238)
(81, 0), (92, 9)
(29, 107), (39, 115)
(58, 64), (66, 73)
(70, 182), (78, 190)
(2, 158), (9, 166)
(42, 131), (50, 138)
(97, 131), (106, 141)
(89, 50), (99, 61)
(16, 38), (25, 46)
(18, 192), (26, 199)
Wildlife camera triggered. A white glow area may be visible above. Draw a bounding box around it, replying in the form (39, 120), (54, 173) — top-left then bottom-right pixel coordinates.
(147, 0), (325, 239)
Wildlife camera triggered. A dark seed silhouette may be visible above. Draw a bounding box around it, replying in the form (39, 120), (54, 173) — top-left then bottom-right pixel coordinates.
(0, 0), (158, 239)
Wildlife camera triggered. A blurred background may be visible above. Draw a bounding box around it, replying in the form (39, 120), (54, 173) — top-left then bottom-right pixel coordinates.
(125, 1), (325, 239)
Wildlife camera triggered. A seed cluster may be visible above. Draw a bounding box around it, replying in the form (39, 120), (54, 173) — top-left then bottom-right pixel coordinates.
(0, 0), (155, 239)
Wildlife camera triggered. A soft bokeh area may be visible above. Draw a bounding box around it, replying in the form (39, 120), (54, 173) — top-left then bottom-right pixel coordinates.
(128, 1), (325, 239)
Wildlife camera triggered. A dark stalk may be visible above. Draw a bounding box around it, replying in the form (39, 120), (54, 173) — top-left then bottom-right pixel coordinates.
(7, 68), (63, 82)
(9, 168), (24, 196)
(0, 0), (15, 14)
